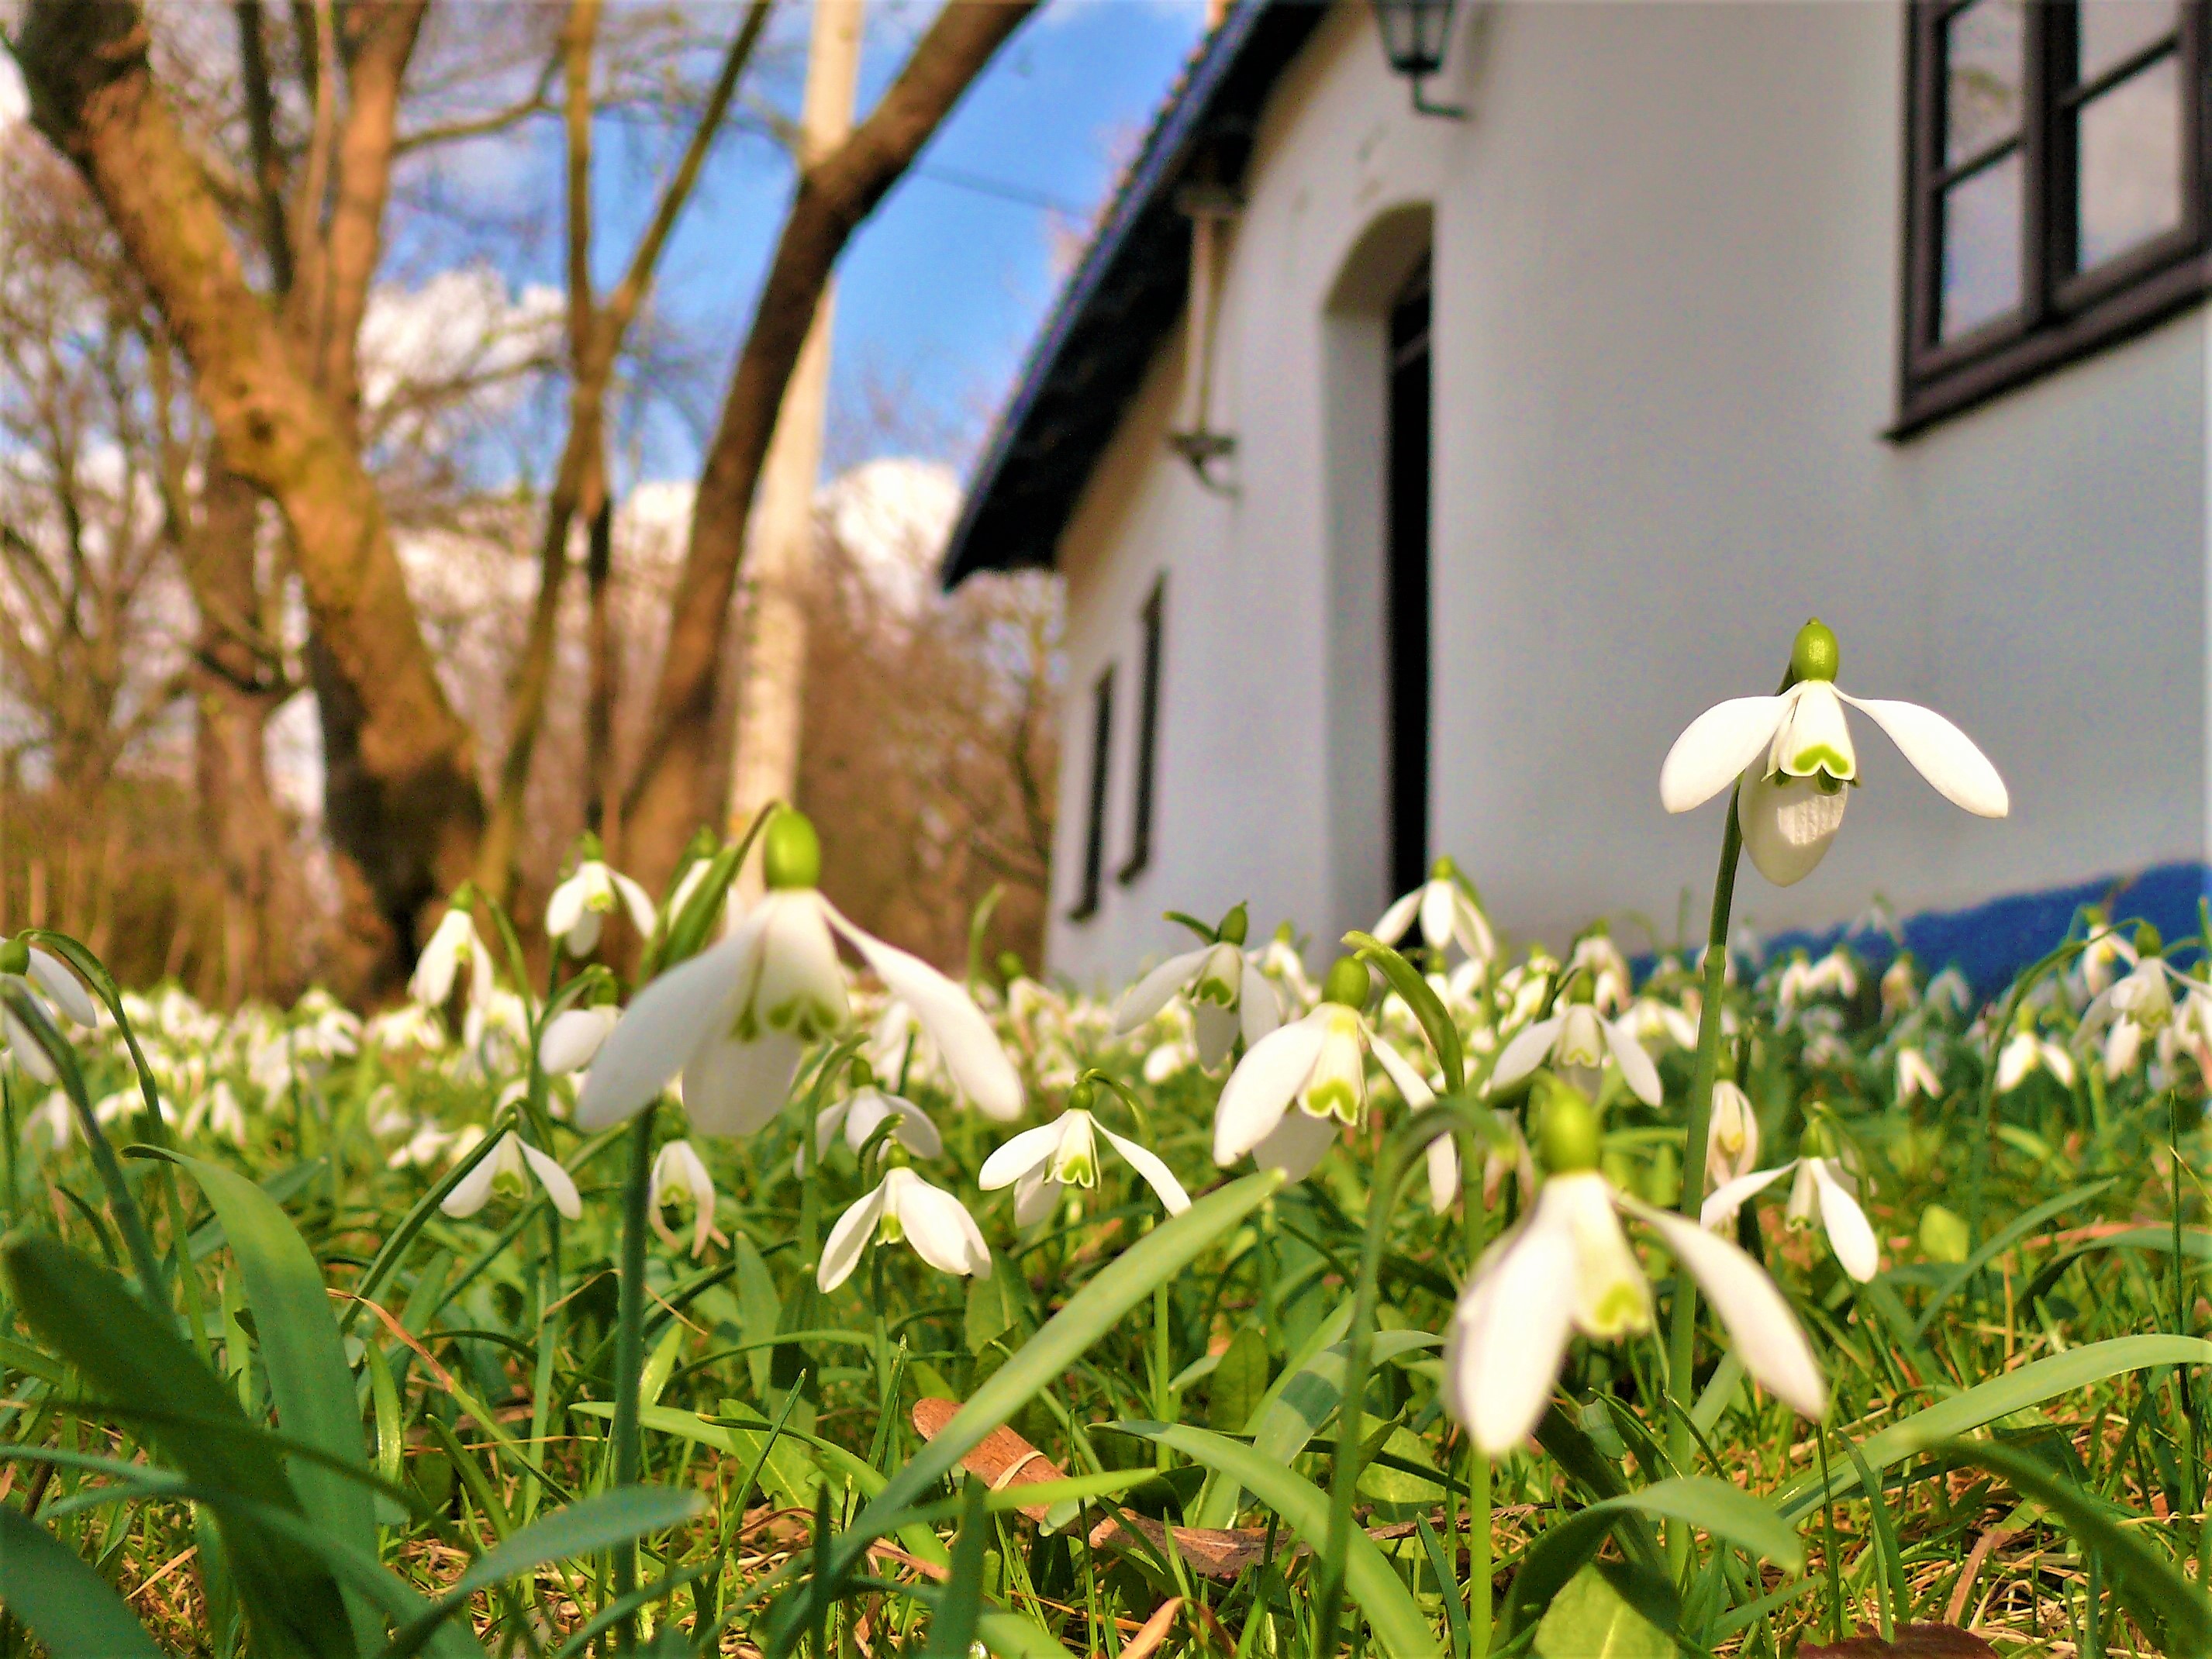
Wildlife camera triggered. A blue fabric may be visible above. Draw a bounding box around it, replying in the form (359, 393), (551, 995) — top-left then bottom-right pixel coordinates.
(1751, 862), (2212, 1002)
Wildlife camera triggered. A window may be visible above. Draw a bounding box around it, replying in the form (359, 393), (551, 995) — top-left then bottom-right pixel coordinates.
(1119, 580), (1165, 884)
(1386, 257), (1433, 896)
(1070, 667), (1115, 921)
(1898, 0), (2209, 433)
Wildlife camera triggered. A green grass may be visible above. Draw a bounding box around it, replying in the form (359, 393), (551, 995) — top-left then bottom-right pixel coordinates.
(0, 903), (2205, 1659)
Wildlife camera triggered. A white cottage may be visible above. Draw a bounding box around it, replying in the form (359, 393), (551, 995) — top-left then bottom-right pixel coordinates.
(941, 0), (2211, 988)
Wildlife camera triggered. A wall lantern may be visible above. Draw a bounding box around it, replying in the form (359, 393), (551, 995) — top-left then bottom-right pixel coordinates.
(1370, 0), (1467, 119)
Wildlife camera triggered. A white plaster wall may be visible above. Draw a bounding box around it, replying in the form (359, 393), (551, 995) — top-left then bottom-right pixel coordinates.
(1043, 0), (2208, 987)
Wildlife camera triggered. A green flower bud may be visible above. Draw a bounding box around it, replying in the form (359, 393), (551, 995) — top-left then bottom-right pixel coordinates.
(1430, 854), (1456, 881)
(1800, 1118), (1837, 1160)
(1067, 1077), (1096, 1114)
(996, 950), (1027, 985)
(1218, 903), (1249, 947)
(761, 808), (822, 891)
(1535, 1077), (1602, 1174)
(576, 830), (605, 861)
(0, 937), (27, 978)
(1789, 618), (1840, 685)
(1919, 1202), (1971, 1265)
(2135, 922), (2164, 957)
(847, 1057), (877, 1091)
(1321, 956), (1372, 1010)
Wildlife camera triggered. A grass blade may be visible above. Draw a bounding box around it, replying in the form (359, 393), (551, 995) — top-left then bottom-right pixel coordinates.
(0, 1504), (166, 1659)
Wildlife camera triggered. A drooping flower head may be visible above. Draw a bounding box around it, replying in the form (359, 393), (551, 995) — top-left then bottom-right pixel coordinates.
(980, 1077), (1189, 1225)
(1213, 956), (1438, 1182)
(1444, 1081), (1827, 1455)
(442, 1131), (581, 1222)
(1113, 903), (1282, 1070)
(546, 844), (656, 957)
(1705, 1078), (1761, 1189)
(1372, 857), (1496, 968)
(578, 809), (1022, 1136)
(1490, 974), (1663, 1109)
(804, 1058), (943, 1174)
(1701, 1117), (1879, 1281)
(1660, 619), (2008, 886)
(817, 1167), (992, 1292)
(649, 1139), (724, 1257)
(0, 934), (98, 1082)
(410, 900), (494, 1012)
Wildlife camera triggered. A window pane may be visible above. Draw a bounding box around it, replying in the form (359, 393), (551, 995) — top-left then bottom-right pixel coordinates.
(1945, 0), (2025, 164)
(2079, 0), (2178, 82)
(2077, 55), (2183, 268)
(1940, 153), (2022, 338)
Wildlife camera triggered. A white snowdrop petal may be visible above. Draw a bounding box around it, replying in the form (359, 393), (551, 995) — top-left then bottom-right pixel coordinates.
(540, 1006), (617, 1075)
(1213, 1016), (1328, 1163)
(1700, 1162), (1793, 1231)
(613, 872), (659, 940)
(1240, 960), (1282, 1047)
(1489, 1015), (1563, 1092)
(1193, 1002), (1240, 1071)
(26, 950), (96, 1026)
(818, 1182), (889, 1292)
(1249, 1105), (1337, 1183)
(1738, 771), (1846, 888)
(441, 1137), (505, 1218)
(980, 1123), (1064, 1190)
(1603, 1019), (1664, 1107)
(1660, 695), (1790, 813)
(1102, 1124), (1191, 1215)
(896, 1178), (991, 1278)
(1419, 881), (1457, 950)
(575, 930), (754, 1129)
(1113, 948), (1211, 1033)
(1372, 890), (1422, 945)
(520, 1140), (583, 1221)
(1810, 1160), (1880, 1281)
(1427, 1133), (1461, 1215)
(1841, 694), (2010, 818)
(1013, 1167), (1059, 1226)
(1627, 1199), (1827, 1420)
(885, 1095), (944, 1160)
(546, 876), (587, 943)
(1448, 1214), (1578, 1456)
(681, 1027), (802, 1137)
(828, 905), (1023, 1120)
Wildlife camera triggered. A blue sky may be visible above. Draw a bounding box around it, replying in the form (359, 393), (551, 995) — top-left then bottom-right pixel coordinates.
(588, 0), (1209, 484)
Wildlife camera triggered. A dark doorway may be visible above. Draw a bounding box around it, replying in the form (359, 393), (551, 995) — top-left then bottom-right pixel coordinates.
(1386, 257), (1432, 898)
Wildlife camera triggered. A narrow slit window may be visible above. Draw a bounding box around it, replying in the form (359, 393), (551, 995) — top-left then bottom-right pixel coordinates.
(1898, 0), (2210, 433)
(1119, 580), (1165, 884)
(1071, 667), (1115, 921)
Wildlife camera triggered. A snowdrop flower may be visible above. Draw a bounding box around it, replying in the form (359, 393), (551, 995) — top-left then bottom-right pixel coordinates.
(650, 1139), (723, 1257)
(442, 1131), (581, 1221)
(1456, 1107), (1536, 1215)
(2079, 947), (2183, 1078)
(1996, 1021), (2076, 1093)
(1373, 858), (1496, 967)
(1444, 1084), (1825, 1455)
(0, 936), (98, 1081)
(818, 1166), (991, 1292)
(1660, 618), (2008, 886)
(1702, 1123), (1879, 1281)
(2076, 920), (2137, 999)
(1113, 905), (1281, 1070)
(1879, 954), (1920, 1019)
(981, 1085), (1188, 1225)
(368, 1003), (447, 1053)
(1625, 995), (1699, 1054)
(1778, 950), (1858, 1019)
(1895, 1046), (1943, 1105)
(578, 810), (1021, 1136)
(183, 1080), (248, 1145)
(1491, 988), (1663, 1108)
(547, 852), (656, 957)
(806, 1065), (942, 1174)
(1706, 1079), (1761, 1189)
(540, 1005), (619, 1075)
(410, 903), (494, 1010)
(1213, 957), (1438, 1183)
(1564, 930), (1631, 1014)
(388, 1122), (458, 1171)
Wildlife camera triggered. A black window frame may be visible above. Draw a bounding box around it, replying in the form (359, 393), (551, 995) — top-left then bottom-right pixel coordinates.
(1386, 256), (1433, 899)
(1896, 0), (2211, 436)
(1069, 666), (1115, 922)
(1118, 578), (1165, 885)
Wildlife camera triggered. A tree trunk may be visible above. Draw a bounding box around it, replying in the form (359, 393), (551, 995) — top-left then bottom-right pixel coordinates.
(185, 463), (297, 1004)
(619, 0), (1039, 888)
(16, 0), (481, 995)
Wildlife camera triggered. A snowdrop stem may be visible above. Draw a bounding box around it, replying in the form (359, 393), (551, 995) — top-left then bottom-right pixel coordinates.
(1468, 1439), (1492, 1654)
(1152, 1273), (1172, 1472)
(1815, 1421), (1845, 1642)
(1313, 1102), (1484, 1659)
(610, 1102), (656, 1648)
(1665, 785), (1743, 1575)
(3, 982), (171, 1324)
